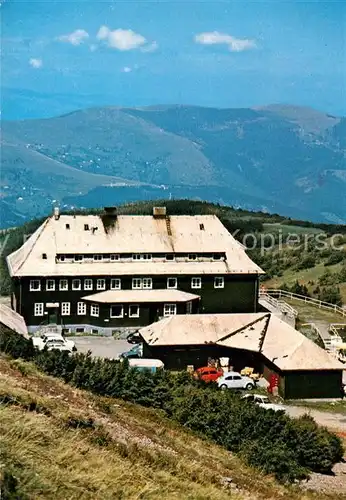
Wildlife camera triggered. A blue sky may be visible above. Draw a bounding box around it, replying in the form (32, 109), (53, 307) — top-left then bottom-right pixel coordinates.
(2, 0), (345, 119)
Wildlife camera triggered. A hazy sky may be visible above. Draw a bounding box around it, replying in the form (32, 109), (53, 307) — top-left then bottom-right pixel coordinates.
(2, 0), (345, 119)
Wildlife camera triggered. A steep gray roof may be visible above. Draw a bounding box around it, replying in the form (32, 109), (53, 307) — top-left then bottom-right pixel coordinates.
(7, 214), (263, 277)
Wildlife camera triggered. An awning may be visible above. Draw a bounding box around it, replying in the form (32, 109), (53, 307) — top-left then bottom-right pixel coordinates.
(82, 289), (200, 304)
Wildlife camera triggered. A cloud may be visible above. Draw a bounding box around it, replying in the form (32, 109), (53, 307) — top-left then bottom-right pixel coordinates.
(141, 41), (158, 53)
(121, 66), (132, 73)
(96, 25), (155, 51)
(29, 58), (43, 68)
(195, 31), (256, 52)
(57, 29), (89, 46)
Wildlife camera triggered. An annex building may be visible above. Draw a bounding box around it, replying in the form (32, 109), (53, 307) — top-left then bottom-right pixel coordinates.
(139, 313), (345, 399)
(6, 206), (263, 334)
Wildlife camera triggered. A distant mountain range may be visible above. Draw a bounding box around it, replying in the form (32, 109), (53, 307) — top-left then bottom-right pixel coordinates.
(1, 104), (345, 228)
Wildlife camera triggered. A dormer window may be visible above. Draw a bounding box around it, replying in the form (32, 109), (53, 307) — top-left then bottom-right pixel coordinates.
(65, 224), (70, 230)
(132, 254), (152, 261)
(42, 253), (47, 259)
(199, 223), (205, 230)
(84, 224), (89, 231)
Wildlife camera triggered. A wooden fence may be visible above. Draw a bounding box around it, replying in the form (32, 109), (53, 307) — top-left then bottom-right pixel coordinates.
(260, 289), (346, 317)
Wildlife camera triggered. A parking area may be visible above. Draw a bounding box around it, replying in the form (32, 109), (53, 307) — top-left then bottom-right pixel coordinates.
(71, 336), (131, 360)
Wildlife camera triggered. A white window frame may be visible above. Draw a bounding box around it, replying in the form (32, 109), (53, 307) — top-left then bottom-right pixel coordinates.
(77, 302), (86, 315)
(59, 279), (68, 291)
(72, 279), (81, 291)
(46, 279), (55, 291)
(188, 254), (197, 261)
(167, 277), (177, 289)
(90, 304), (99, 317)
(96, 279), (106, 290)
(84, 279), (93, 290)
(61, 302), (70, 316)
(132, 253), (152, 261)
(132, 278), (142, 289)
(191, 277), (202, 289)
(142, 278), (152, 289)
(110, 278), (121, 290)
(110, 254), (120, 261)
(163, 303), (177, 317)
(30, 280), (41, 291)
(129, 304), (140, 318)
(110, 304), (124, 318)
(34, 303), (44, 316)
(214, 277), (224, 289)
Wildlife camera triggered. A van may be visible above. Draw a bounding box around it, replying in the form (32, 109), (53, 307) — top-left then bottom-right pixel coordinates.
(128, 358), (164, 373)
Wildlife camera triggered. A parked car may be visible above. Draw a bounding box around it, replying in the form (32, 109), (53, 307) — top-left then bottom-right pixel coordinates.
(120, 344), (142, 359)
(194, 366), (224, 383)
(128, 358), (164, 373)
(217, 371), (256, 391)
(241, 393), (285, 412)
(127, 332), (142, 345)
(32, 334), (76, 352)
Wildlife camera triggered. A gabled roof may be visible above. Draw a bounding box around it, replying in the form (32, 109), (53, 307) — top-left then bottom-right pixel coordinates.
(82, 289), (200, 303)
(139, 313), (344, 371)
(7, 214), (264, 277)
(0, 304), (29, 339)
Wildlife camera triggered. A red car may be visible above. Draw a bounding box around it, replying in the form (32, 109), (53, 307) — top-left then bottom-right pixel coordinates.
(194, 366), (223, 383)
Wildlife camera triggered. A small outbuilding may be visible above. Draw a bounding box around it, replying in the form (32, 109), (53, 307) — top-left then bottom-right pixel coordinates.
(139, 313), (344, 399)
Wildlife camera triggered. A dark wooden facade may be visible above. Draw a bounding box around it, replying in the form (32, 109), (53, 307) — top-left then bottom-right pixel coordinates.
(12, 273), (259, 330)
(142, 343), (344, 399)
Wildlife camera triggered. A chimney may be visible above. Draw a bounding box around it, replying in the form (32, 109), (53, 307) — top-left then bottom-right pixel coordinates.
(53, 207), (60, 220)
(104, 206), (117, 217)
(153, 206), (167, 218)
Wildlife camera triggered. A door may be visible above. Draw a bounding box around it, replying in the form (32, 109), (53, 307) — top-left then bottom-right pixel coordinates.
(48, 309), (58, 324)
(149, 305), (159, 324)
(232, 375), (244, 389)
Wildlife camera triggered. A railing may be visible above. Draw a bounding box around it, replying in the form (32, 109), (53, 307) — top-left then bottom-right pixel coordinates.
(330, 323), (346, 338)
(260, 289), (346, 317)
(300, 322), (341, 352)
(259, 292), (298, 318)
(34, 324), (63, 337)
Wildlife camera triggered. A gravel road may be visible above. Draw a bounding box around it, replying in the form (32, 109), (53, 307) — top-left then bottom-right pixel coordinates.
(285, 405), (346, 432)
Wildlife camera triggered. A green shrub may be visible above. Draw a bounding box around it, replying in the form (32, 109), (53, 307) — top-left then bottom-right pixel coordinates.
(0, 329), (343, 484)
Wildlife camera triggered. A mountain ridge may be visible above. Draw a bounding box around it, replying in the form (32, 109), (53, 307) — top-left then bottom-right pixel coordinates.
(1, 103), (345, 227)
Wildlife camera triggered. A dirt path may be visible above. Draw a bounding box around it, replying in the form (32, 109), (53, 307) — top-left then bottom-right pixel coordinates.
(285, 405), (346, 433)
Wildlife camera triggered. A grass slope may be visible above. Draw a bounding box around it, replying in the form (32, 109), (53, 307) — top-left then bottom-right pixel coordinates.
(0, 356), (330, 500)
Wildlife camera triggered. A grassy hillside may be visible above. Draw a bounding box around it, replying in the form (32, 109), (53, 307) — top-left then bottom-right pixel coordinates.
(1, 354), (344, 500)
(2, 104), (345, 225)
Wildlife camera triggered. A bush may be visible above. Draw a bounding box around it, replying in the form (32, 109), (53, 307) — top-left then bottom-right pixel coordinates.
(0, 329), (343, 484)
(318, 286), (343, 306)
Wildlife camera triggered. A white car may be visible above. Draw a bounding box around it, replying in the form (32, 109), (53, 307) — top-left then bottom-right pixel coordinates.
(217, 371), (256, 391)
(32, 334), (76, 352)
(241, 393), (285, 412)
